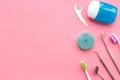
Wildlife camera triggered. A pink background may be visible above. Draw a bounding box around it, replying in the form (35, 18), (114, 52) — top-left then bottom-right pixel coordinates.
(0, 0), (120, 80)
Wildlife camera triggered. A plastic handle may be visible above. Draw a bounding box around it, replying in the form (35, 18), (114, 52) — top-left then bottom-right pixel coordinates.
(85, 71), (92, 80)
(74, 4), (88, 27)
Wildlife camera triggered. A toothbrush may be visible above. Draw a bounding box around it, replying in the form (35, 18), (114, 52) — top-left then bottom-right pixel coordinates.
(81, 61), (92, 80)
(111, 33), (120, 45)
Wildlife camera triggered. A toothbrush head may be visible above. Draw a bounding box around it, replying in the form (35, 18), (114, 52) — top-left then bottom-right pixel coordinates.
(111, 33), (119, 44)
(94, 66), (99, 74)
(81, 61), (87, 71)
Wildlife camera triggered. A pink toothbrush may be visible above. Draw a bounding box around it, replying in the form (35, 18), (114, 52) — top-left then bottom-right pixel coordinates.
(110, 33), (120, 45)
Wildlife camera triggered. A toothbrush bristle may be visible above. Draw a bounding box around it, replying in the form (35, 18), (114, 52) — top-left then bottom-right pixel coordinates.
(81, 61), (87, 71)
(94, 66), (99, 74)
(111, 33), (119, 44)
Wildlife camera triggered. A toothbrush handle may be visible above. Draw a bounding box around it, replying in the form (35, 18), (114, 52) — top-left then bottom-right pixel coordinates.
(85, 71), (92, 80)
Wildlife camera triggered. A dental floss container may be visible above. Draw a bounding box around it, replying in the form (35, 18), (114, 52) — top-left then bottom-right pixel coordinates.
(87, 0), (118, 24)
(77, 33), (95, 50)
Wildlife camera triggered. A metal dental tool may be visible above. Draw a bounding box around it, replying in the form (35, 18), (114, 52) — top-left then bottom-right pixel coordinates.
(94, 66), (104, 80)
(94, 51), (114, 80)
(101, 32), (120, 74)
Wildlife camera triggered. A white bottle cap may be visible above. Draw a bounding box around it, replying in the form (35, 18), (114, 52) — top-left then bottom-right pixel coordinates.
(87, 0), (100, 19)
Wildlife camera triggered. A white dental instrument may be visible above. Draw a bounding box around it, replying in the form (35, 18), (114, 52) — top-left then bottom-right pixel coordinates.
(74, 4), (88, 27)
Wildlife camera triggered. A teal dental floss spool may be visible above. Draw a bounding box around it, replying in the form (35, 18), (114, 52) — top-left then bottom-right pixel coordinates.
(77, 33), (95, 50)
(88, 0), (118, 24)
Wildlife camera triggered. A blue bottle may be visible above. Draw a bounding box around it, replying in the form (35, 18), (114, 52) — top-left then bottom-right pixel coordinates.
(87, 0), (118, 24)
